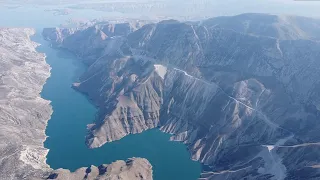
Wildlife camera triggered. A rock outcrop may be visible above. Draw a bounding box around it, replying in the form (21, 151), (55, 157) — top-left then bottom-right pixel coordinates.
(43, 14), (320, 180)
(48, 158), (153, 180)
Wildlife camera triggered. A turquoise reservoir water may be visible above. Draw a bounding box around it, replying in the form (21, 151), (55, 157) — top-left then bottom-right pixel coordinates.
(2, 5), (201, 180)
(34, 34), (201, 180)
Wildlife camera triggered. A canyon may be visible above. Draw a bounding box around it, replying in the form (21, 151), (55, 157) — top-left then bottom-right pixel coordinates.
(1, 11), (320, 180)
(0, 28), (153, 180)
(43, 13), (320, 180)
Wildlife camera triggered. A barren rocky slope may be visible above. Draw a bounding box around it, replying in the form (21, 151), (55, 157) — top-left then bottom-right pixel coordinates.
(0, 28), (153, 180)
(49, 158), (152, 180)
(0, 28), (52, 180)
(43, 13), (320, 180)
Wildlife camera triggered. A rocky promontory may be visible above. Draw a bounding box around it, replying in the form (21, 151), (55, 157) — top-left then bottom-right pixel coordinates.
(48, 158), (153, 180)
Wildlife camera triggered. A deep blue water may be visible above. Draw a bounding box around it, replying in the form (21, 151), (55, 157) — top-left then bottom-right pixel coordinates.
(1, 5), (201, 180)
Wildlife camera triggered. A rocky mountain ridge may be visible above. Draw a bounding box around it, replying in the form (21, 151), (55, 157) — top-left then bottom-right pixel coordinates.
(43, 13), (320, 180)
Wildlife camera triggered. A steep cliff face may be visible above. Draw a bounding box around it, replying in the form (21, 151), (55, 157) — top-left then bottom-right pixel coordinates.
(43, 22), (144, 64)
(43, 14), (320, 180)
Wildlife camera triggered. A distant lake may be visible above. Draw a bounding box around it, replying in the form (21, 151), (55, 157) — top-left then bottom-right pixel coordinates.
(1, 5), (201, 180)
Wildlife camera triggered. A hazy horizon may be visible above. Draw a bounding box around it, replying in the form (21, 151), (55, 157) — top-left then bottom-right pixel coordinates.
(1, 0), (320, 19)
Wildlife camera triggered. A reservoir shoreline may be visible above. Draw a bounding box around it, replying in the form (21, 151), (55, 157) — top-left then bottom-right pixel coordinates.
(36, 32), (201, 180)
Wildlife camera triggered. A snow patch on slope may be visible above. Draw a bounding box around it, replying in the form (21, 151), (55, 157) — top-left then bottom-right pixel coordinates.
(154, 64), (167, 79)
